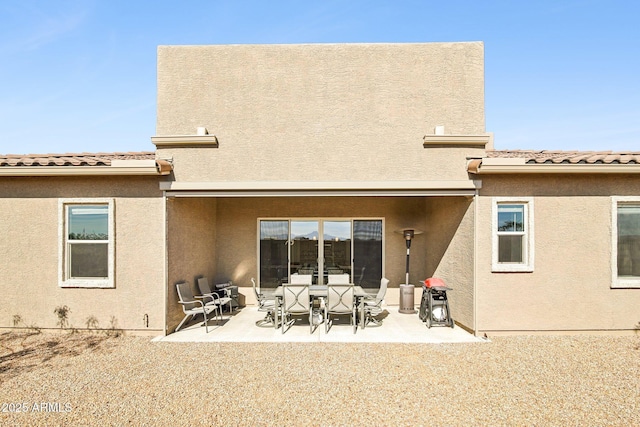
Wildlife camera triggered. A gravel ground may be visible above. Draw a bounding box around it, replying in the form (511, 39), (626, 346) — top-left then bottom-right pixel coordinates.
(1, 330), (639, 426)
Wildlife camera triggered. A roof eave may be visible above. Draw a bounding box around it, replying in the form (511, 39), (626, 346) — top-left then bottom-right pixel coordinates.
(0, 160), (172, 177)
(468, 162), (640, 174)
(423, 134), (492, 148)
(160, 180), (481, 197)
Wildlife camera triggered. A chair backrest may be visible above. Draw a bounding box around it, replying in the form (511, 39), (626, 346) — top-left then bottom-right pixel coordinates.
(290, 274), (312, 285)
(176, 282), (197, 311)
(282, 284), (310, 314)
(327, 273), (350, 284)
(356, 266), (366, 285)
(375, 278), (389, 302)
(251, 277), (259, 299)
(327, 285), (354, 314)
(197, 277), (213, 295)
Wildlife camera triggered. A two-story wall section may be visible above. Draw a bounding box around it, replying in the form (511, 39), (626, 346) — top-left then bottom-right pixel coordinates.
(153, 43), (491, 333)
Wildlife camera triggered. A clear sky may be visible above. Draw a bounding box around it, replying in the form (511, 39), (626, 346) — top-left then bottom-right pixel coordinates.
(1, 0), (638, 155)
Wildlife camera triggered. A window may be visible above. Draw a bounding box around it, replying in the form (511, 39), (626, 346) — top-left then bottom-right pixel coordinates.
(59, 199), (114, 288)
(612, 197), (640, 288)
(492, 198), (534, 272)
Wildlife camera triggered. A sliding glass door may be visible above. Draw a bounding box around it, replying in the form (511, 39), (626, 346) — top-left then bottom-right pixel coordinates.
(323, 220), (352, 282)
(259, 220), (288, 289)
(353, 220), (383, 289)
(259, 218), (383, 289)
(290, 220), (319, 281)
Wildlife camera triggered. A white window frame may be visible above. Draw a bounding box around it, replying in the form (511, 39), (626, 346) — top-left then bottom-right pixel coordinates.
(611, 196), (640, 288)
(492, 197), (534, 272)
(58, 198), (115, 288)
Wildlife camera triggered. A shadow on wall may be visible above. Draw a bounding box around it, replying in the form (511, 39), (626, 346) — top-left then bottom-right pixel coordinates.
(425, 197), (473, 277)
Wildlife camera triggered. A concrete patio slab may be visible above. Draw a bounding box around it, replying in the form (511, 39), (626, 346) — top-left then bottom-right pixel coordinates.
(154, 306), (484, 343)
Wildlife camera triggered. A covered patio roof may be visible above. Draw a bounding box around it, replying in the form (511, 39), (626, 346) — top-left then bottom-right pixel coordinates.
(160, 180), (481, 197)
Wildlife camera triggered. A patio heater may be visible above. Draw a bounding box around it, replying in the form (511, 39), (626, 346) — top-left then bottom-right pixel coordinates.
(396, 228), (423, 313)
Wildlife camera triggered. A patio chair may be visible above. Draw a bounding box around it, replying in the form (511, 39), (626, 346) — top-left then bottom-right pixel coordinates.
(327, 273), (350, 284)
(197, 277), (233, 318)
(290, 274), (312, 285)
(281, 283), (314, 334)
(252, 278), (278, 327)
(175, 282), (219, 333)
(324, 284), (356, 334)
(363, 277), (389, 328)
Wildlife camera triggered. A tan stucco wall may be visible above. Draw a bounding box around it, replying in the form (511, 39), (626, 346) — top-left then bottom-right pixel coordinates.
(425, 196), (475, 330)
(155, 43), (487, 183)
(166, 197), (217, 333)
(0, 177), (165, 334)
(476, 174), (640, 334)
(154, 43), (485, 332)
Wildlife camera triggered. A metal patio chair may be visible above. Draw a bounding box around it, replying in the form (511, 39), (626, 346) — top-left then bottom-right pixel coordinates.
(324, 284), (356, 334)
(327, 273), (350, 284)
(291, 273), (313, 284)
(363, 277), (389, 328)
(252, 277), (278, 327)
(197, 277), (232, 318)
(281, 283), (314, 334)
(175, 282), (219, 333)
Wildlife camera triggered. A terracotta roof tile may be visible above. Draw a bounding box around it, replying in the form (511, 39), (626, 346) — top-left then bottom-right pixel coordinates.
(0, 152), (156, 167)
(487, 150), (640, 165)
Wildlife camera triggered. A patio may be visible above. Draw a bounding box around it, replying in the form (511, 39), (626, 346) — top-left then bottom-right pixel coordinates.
(154, 305), (484, 343)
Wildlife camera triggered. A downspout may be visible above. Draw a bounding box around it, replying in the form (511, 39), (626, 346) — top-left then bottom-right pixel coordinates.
(473, 182), (480, 336)
(163, 192), (169, 336)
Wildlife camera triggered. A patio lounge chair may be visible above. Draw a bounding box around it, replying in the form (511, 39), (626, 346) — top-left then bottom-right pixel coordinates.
(175, 282), (219, 333)
(324, 284), (356, 334)
(197, 277), (233, 318)
(281, 283), (314, 334)
(252, 278), (277, 327)
(363, 277), (389, 328)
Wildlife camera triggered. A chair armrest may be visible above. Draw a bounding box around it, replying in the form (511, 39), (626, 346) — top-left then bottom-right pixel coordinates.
(178, 299), (205, 308)
(258, 292), (278, 301)
(196, 293), (221, 304)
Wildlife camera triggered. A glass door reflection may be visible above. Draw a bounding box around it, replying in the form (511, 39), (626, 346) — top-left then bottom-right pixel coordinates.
(290, 220), (319, 284)
(353, 220), (383, 289)
(260, 218), (382, 289)
(323, 221), (352, 284)
(259, 220), (288, 289)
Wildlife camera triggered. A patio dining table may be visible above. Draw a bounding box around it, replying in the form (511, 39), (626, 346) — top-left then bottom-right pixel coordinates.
(273, 284), (371, 330)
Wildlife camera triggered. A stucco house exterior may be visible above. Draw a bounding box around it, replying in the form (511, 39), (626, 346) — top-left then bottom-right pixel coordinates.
(1, 42), (638, 336)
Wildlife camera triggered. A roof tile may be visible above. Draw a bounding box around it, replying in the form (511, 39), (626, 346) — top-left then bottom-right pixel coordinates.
(0, 152), (156, 167)
(487, 150), (640, 165)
